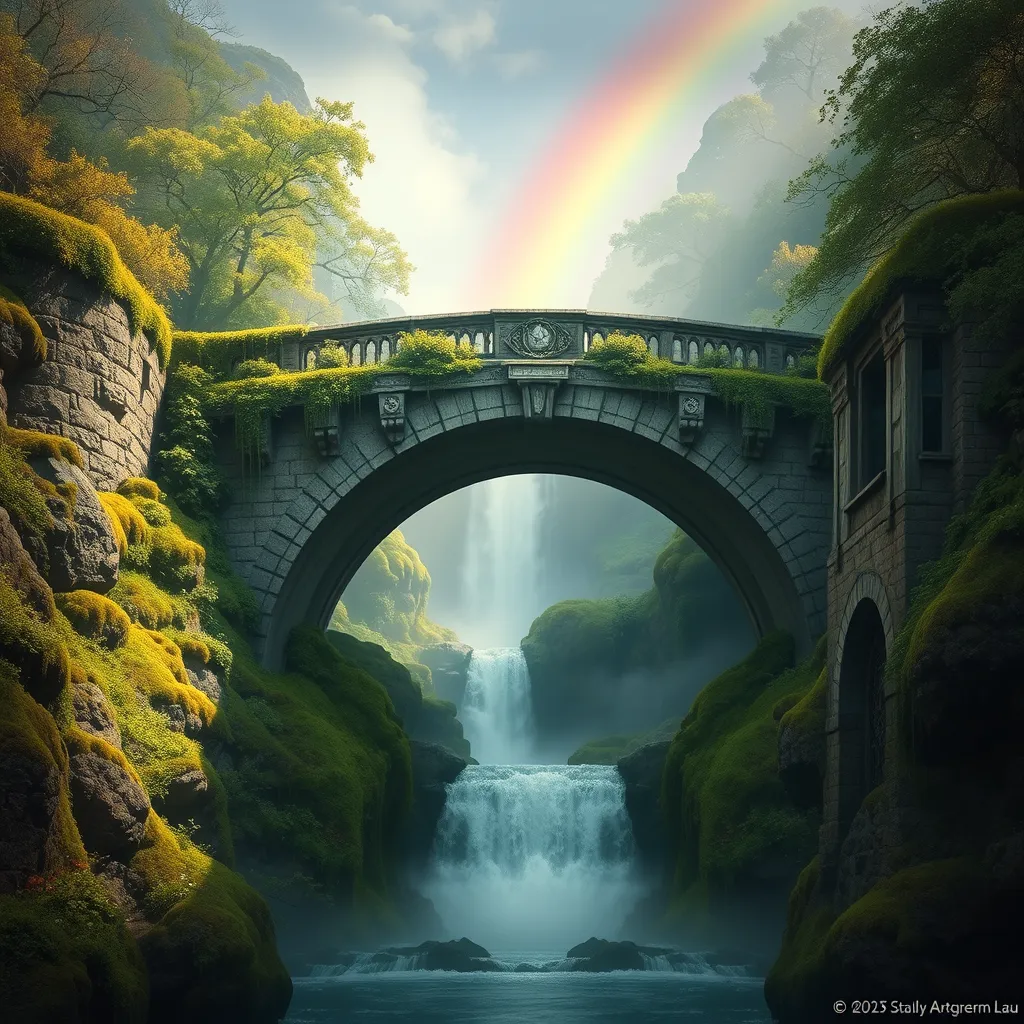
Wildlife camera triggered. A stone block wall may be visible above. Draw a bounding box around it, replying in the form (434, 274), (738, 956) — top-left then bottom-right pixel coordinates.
(4, 261), (165, 490)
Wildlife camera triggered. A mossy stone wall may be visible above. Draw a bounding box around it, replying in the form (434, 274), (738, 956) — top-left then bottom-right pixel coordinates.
(4, 261), (166, 490)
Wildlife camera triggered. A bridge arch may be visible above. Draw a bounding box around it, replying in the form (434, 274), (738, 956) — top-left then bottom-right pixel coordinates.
(217, 370), (831, 670)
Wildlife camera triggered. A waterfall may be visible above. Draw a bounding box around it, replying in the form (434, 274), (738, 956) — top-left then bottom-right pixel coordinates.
(460, 475), (549, 648)
(423, 764), (644, 950)
(460, 648), (535, 765)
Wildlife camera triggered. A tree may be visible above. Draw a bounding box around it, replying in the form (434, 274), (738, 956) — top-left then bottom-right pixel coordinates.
(751, 6), (857, 104)
(783, 0), (1024, 318)
(128, 95), (412, 329)
(0, 13), (187, 299)
(609, 193), (730, 309)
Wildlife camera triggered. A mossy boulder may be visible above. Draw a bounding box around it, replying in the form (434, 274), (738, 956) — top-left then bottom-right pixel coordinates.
(0, 504), (54, 619)
(56, 591), (131, 650)
(777, 666), (827, 808)
(29, 457), (120, 594)
(0, 572), (71, 703)
(325, 629), (422, 728)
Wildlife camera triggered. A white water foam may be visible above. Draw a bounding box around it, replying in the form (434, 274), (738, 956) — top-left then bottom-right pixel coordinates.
(423, 763), (646, 950)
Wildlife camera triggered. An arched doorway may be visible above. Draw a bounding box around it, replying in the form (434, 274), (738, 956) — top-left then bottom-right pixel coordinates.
(837, 597), (887, 833)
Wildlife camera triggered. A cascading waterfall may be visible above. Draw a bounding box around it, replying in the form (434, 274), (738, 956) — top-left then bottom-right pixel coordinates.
(460, 647), (535, 765)
(423, 763), (645, 950)
(460, 474), (551, 648)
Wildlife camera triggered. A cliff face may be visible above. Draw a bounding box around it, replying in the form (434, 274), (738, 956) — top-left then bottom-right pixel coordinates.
(219, 43), (313, 113)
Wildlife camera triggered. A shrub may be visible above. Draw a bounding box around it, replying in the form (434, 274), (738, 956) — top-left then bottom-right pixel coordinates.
(316, 343), (348, 368)
(231, 358), (281, 380)
(387, 329), (480, 374)
(585, 331), (651, 373)
(117, 478), (162, 502)
(133, 497), (172, 527)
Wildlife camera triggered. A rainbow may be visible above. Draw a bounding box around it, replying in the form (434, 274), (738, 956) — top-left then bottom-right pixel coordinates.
(469, 0), (792, 309)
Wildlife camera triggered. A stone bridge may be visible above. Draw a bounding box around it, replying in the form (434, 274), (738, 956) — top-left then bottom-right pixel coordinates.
(213, 310), (831, 670)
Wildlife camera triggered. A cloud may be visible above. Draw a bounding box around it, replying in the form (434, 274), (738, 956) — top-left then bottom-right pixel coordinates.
(365, 12), (414, 44)
(432, 9), (496, 61)
(493, 49), (543, 79)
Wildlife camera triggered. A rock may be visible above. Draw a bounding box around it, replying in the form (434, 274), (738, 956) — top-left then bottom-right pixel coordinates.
(415, 696), (472, 760)
(68, 750), (150, 858)
(185, 660), (221, 704)
(29, 457), (119, 593)
(382, 938), (501, 972)
(154, 766), (211, 819)
(834, 789), (890, 911)
(778, 706), (826, 809)
(0, 739), (64, 893)
(565, 938), (673, 972)
(616, 740), (671, 870)
(418, 642), (473, 705)
(0, 505), (54, 618)
(402, 740), (468, 869)
(71, 672), (122, 749)
(160, 701), (204, 737)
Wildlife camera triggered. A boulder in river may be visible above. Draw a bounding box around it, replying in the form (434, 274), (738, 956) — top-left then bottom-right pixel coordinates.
(382, 937), (502, 972)
(565, 938), (673, 972)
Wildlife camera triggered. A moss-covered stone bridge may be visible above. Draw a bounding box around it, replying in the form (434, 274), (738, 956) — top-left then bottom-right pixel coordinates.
(209, 310), (831, 671)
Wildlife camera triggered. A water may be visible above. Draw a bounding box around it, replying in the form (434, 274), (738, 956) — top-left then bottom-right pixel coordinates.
(460, 475), (550, 648)
(460, 648), (535, 764)
(285, 971), (771, 1023)
(422, 763), (645, 950)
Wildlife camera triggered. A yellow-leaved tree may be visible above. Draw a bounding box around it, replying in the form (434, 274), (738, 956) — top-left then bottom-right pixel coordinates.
(127, 95), (412, 330)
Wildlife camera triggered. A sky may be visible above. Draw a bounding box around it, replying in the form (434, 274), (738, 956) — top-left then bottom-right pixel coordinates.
(219, 0), (865, 315)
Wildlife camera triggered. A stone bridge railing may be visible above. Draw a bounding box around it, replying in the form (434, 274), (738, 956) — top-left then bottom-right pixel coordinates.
(268, 310), (818, 375)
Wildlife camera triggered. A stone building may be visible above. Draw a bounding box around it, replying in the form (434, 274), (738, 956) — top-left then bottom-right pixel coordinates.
(821, 286), (1006, 891)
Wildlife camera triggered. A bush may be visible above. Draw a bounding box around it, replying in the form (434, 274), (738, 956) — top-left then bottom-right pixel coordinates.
(118, 478), (162, 502)
(586, 331), (651, 373)
(230, 358), (281, 381)
(387, 329), (480, 374)
(316, 343), (348, 368)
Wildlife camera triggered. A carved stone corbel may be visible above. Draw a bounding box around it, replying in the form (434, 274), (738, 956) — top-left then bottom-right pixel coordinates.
(378, 392), (406, 445)
(677, 391), (705, 445)
(741, 403), (776, 459)
(308, 402), (340, 457)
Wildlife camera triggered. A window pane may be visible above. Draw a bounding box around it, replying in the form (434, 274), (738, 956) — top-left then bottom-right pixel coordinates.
(922, 340), (942, 396)
(861, 352), (886, 483)
(922, 396), (943, 452)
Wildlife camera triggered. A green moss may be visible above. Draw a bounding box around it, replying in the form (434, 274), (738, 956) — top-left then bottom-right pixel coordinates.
(583, 331), (831, 427)
(384, 329), (481, 375)
(6, 428), (84, 468)
(0, 867), (148, 1024)
(0, 434), (60, 561)
(231, 358), (282, 380)
(109, 571), (175, 630)
(818, 190), (1024, 379)
(56, 591), (131, 650)
(0, 283), (46, 364)
(568, 736), (635, 765)
(98, 492), (149, 558)
(144, 523), (206, 592)
(661, 632), (821, 913)
(0, 192), (172, 367)
(117, 478), (162, 502)
(132, 497), (171, 527)
(171, 325), (308, 375)
(0, 573), (71, 702)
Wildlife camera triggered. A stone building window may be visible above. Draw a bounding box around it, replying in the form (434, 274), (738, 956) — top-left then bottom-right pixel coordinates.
(921, 335), (945, 453)
(857, 349), (886, 488)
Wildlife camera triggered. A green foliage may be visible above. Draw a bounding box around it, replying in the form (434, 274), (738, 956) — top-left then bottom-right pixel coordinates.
(0, 572), (70, 703)
(0, 432), (58, 559)
(156, 364), (225, 516)
(127, 97), (411, 330)
(583, 331), (831, 426)
(818, 191), (1024, 378)
(118, 478), (162, 502)
(661, 632), (821, 916)
(231, 358), (281, 380)
(0, 867), (148, 1024)
(385, 329), (481, 375)
(108, 571), (175, 630)
(567, 719), (680, 766)
(171, 325), (307, 375)
(0, 192), (172, 366)
(784, 0), (1024, 320)
(317, 342), (348, 368)
(55, 590), (131, 650)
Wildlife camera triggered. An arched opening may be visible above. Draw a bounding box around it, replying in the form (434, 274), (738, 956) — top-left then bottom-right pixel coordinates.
(648, 336), (659, 357)
(748, 349), (759, 369)
(474, 331), (485, 353)
(304, 348), (317, 369)
(672, 338), (682, 363)
(688, 339), (699, 364)
(734, 346), (744, 368)
(262, 416), (811, 671)
(366, 340), (377, 364)
(380, 338), (391, 361)
(837, 598), (887, 834)
(351, 344), (362, 366)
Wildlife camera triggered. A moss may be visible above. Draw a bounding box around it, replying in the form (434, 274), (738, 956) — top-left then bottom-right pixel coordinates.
(145, 523), (206, 592)
(55, 591), (131, 650)
(661, 632), (821, 918)
(0, 192), (172, 367)
(0, 434), (59, 560)
(117, 478), (162, 502)
(0, 658), (85, 871)
(6, 427), (84, 468)
(98, 492), (150, 557)
(818, 190), (1024, 379)
(123, 626), (216, 724)
(231, 358), (281, 380)
(0, 283), (46, 364)
(0, 867), (148, 1024)
(108, 571), (175, 630)
(583, 331), (831, 427)
(0, 573), (71, 702)
(170, 325), (308, 376)
(385, 329), (481, 375)
(133, 497), (172, 527)
(568, 735), (636, 765)
(165, 628), (211, 666)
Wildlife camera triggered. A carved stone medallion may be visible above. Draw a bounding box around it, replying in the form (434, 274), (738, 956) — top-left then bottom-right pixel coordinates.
(503, 318), (573, 359)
